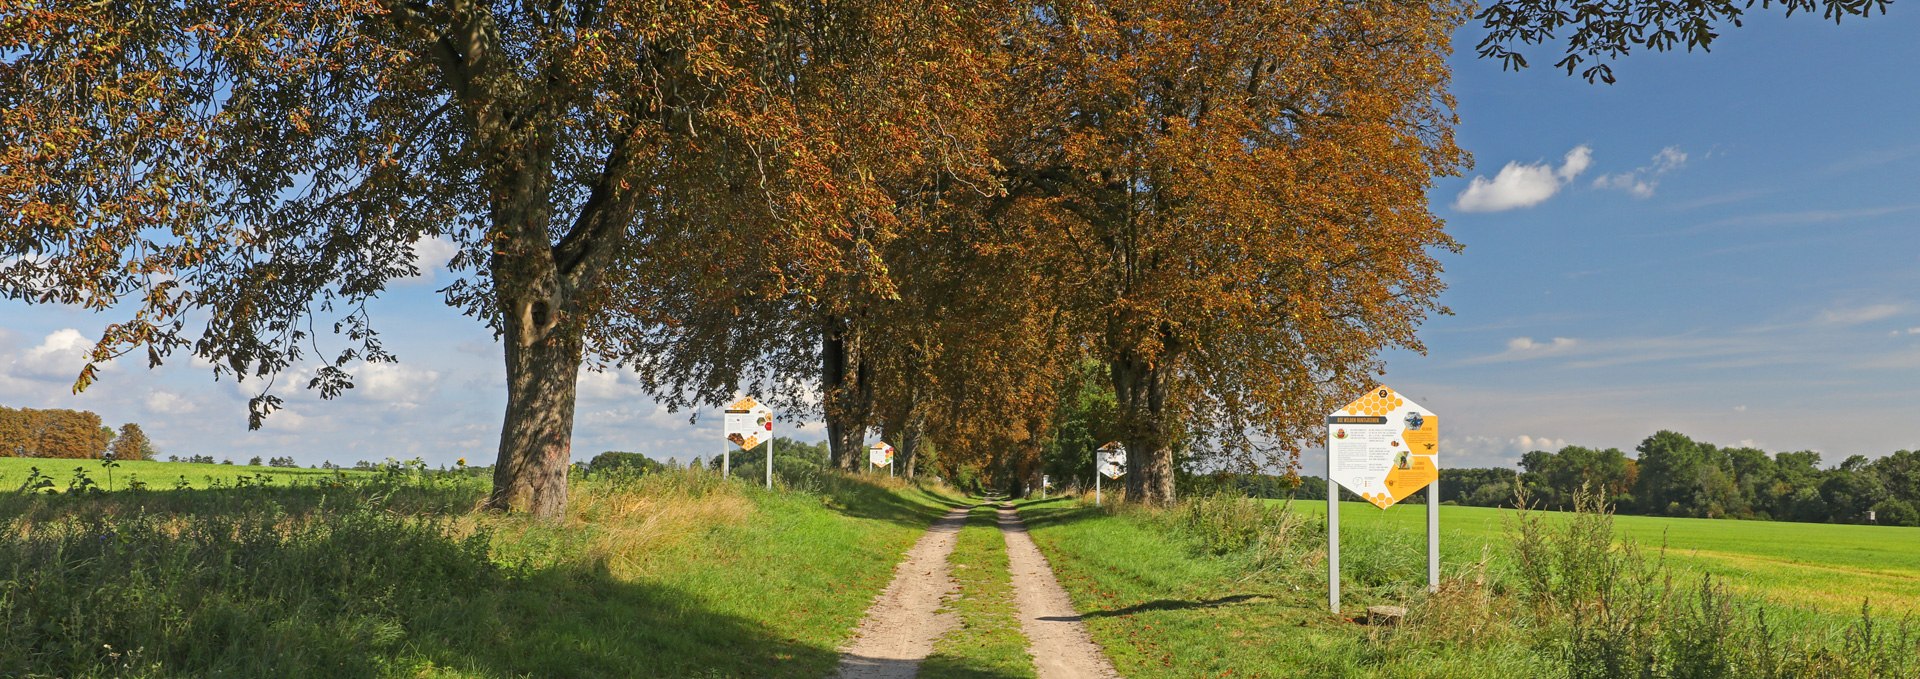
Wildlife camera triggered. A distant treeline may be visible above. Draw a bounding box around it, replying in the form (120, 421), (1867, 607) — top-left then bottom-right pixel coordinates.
(0, 406), (153, 460)
(1437, 430), (1920, 526)
(1190, 430), (1919, 527)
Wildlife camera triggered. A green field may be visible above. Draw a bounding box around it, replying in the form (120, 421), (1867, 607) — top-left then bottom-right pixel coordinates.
(0, 457), (369, 491)
(1295, 499), (1920, 618)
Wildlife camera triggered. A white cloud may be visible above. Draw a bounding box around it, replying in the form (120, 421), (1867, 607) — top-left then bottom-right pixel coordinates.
(1819, 303), (1901, 325)
(400, 236), (460, 285)
(1464, 336), (1579, 364)
(1593, 146), (1687, 199)
(145, 390), (199, 415)
(12, 329), (106, 381)
(356, 362), (440, 407)
(1514, 435), (1567, 452)
(264, 409), (310, 432)
(1734, 405), (1748, 413)
(1454, 145), (1593, 213)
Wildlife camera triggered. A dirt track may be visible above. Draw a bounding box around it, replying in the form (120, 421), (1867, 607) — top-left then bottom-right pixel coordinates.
(834, 506), (971, 679)
(834, 502), (1121, 678)
(998, 505), (1121, 679)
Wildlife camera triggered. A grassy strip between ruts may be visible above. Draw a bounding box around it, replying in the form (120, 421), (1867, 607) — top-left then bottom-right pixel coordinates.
(920, 503), (1037, 679)
(0, 466), (968, 678)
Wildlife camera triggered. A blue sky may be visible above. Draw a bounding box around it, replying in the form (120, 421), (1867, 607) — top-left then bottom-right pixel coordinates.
(3, 10), (1917, 469)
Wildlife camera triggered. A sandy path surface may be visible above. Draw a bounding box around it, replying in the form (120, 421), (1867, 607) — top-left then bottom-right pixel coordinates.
(834, 506), (972, 679)
(998, 505), (1121, 679)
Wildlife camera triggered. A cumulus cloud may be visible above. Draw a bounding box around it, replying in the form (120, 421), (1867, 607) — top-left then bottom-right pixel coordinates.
(1513, 434), (1567, 452)
(356, 362), (441, 407)
(1454, 145), (1592, 213)
(145, 390), (199, 415)
(12, 329), (105, 381)
(1593, 146), (1687, 198)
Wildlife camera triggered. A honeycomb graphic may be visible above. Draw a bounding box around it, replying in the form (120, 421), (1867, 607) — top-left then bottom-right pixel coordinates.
(1345, 387), (1404, 416)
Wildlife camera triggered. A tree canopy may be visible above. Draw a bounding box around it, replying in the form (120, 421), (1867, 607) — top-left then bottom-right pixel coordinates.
(1, 0), (1886, 513)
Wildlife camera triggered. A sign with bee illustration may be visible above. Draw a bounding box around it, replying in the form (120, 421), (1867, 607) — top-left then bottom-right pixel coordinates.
(1326, 386), (1437, 509)
(724, 396), (774, 451)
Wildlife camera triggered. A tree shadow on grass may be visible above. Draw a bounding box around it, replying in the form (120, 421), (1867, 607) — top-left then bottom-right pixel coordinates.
(916, 654), (1043, 679)
(1055, 594), (1268, 620)
(1010, 502), (1106, 531)
(812, 476), (972, 530)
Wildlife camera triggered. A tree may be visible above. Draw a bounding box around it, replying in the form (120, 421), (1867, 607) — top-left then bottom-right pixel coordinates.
(2, 0), (1000, 518)
(1475, 0), (1889, 84)
(996, 0), (1466, 504)
(109, 423), (152, 461)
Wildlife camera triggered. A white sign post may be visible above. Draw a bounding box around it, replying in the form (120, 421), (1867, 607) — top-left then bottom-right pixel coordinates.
(869, 442), (895, 477)
(1326, 385), (1439, 614)
(724, 397), (775, 486)
(1096, 442), (1127, 506)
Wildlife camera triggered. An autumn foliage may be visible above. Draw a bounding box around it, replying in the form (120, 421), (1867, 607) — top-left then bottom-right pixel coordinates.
(3, 0), (1877, 512)
(0, 406), (113, 459)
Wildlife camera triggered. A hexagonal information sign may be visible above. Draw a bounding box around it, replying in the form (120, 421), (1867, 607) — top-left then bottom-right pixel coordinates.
(723, 396), (773, 451)
(868, 442), (895, 466)
(1327, 385), (1437, 509)
(1096, 442), (1127, 479)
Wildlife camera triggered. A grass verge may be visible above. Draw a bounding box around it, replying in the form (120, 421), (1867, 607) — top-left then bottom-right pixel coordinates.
(1018, 491), (1920, 678)
(921, 503), (1035, 679)
(0, 465), (964, 678)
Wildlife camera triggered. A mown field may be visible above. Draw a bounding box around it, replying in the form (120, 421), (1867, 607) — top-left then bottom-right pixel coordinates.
(0, 463), (968, 677)
(0, 457), (369, 491)
(1293, 499), (1920, 619)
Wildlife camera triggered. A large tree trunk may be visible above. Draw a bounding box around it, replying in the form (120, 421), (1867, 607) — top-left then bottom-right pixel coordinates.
(485, 285), (584, 519)
(823, 320), (871, 471)
(881, 391), (927, 478)
(1112, 355), (1176, 505)
(900, 406), (926, 478)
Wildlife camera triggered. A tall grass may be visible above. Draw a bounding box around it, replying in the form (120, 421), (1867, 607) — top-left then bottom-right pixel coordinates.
(1057, 486), (1920, 678)
(0, 459), (959, 677)
(1504, 489), (1920, 678)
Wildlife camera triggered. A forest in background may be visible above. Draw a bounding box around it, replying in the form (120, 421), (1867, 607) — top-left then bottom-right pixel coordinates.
(0, 405), (152, 460)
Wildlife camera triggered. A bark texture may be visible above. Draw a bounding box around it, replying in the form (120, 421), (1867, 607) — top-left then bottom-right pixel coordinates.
(824, 320), (874, 471)
(1112, 356), (1176, 505)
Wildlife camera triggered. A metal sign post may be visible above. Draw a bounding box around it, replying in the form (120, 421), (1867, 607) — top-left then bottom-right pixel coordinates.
(1328, 451), (1340, 613)
(1325, 385), (1439, 614)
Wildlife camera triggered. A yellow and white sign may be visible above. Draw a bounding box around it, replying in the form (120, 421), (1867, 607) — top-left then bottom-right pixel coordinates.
(724, 396), (774, 450)
(1327, 386), (1437, 509)
(868, 442), (895, 466)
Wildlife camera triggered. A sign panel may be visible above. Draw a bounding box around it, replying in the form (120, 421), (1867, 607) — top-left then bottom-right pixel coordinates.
(1097, 442), (1127, 479)
(1327, 386), (1437, 509)
(724, 396), (774, 450)
(868, 442), (895, 466)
